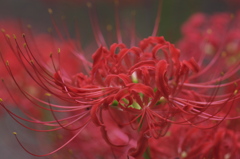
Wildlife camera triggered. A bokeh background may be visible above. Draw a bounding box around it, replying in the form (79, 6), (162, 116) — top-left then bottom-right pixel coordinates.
(0, 0), (239, 158)
(0, 0), (238, 43)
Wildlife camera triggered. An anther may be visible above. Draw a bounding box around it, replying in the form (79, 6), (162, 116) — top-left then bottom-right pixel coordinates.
(13, 132), (17, 135)
(207, 29), (212, 34)
(58, 134), (63, 139)
(68, 149), (73, 155)
(6, 34), (10, 39)
(86, 2), (92, 8)
(221, 51), (227, 57)
(27, 24), (32, 29)
(234, 89), (238, 96)
(106, 24), (113, 31)
(234, 82), (238, 87)
(114, 0), (119, 5)
(181, 151), (187, 158)
(47, 27), (52, 33)
(45, 93), (51, 96)
(48, 8), (53, 14)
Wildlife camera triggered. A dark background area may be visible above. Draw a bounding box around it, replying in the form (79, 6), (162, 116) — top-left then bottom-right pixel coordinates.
(0, 0), (238, 42)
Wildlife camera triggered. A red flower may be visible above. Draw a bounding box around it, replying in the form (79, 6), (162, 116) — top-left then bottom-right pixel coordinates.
(149, 120), (240, 159)
(0, 2), (239, 159)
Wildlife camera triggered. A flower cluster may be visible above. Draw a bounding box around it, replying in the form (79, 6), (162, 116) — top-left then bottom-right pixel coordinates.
(0, 1), (240, 159)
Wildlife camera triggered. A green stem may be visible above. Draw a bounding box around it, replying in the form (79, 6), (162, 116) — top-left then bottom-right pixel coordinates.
(143, 146), (151, 159)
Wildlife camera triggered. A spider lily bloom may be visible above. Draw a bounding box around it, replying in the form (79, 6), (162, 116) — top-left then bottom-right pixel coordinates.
(0, 2), (240, 159)
(52, 35), (201, 158)
(52, 123), (116, 159)
(0, 21), (46, 117)
(0, 27), (96, 155)
(0, 2), (162, 157)
(54, 111), (139, 159)
(177, 11), (240, 116)
(149, 119), (240, 159)
(178, 12), (240, 67)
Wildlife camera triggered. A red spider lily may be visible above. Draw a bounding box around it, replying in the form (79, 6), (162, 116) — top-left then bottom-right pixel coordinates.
(149, 119), (240, 159)
(177, 11), (240, 113)
(53, 110), (140, 159)
(178, 12), (240, 68)
(0, 21), (45, 117)
(177, 12), (240, 111)
(0, 2), (240, 159)
(0, 20), (84, 118)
